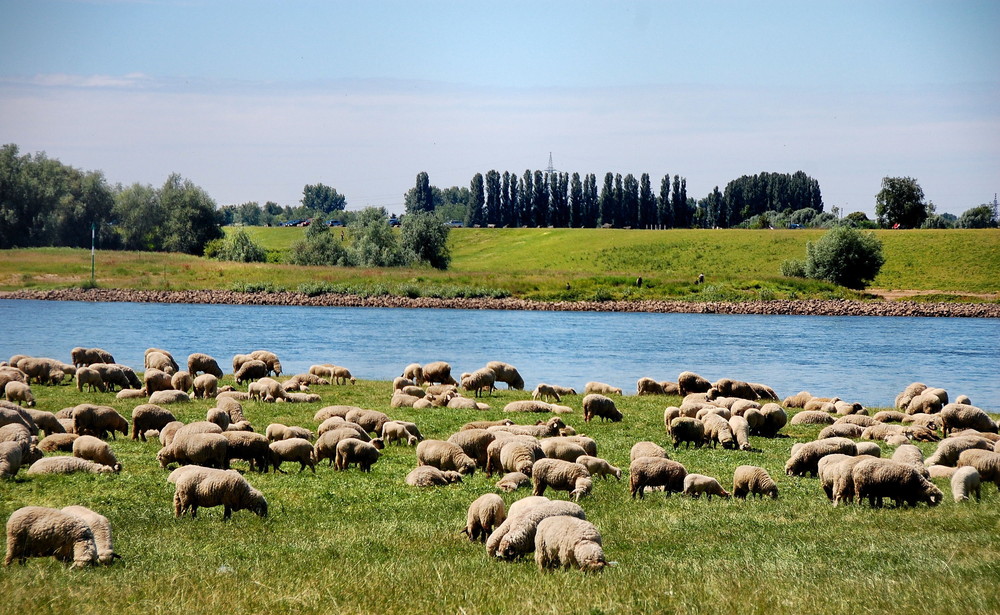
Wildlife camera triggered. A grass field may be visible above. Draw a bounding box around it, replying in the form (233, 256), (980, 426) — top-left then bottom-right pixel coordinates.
(3, 376), (999, 615)
(2, 228), (998, 301)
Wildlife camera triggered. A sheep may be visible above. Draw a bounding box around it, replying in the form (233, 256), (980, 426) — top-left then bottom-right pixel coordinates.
(447, 396), (489, 411)
(531, 383), (562, 402)
(459, 368), (496, 398)
(333, 438), (380, 471)
(72, 404), (129, 440)
(345, 409), (392, 435)
(318, 418), (369, 440)
(790, 411), (836, 425)
(75, 367), (106, 393)
(702, 413), (736, 449)
(172, 466), (267, 519)
(676, 371), (712, 396)
(928, 465), (957, 479)
(955, 394), (972, 405)
(398, 385), (425, 398)
(24, 409), (64, 437)
(729, 415), (752, 451)
(158, 421), (185, 447)
(464, 494), (507, 542)
(835, 414), (880, 428)
(891, 444), (928, 476)
(247, 350), (281, 376)
(286, 393), (322, 405)
(490, 417), (566, 439)
(401, 363), (425, 386)
(534, 516), (608, 573)
(72, 435), (121, 472)
(818, 423), (866, 440)
(383, 421), (420, 446)
(221, 431), (272, 472)
(234, 360), (268, 385)
(187, 353), (224, 378)
(906, 391), (944, 415)
(748, 382), (779, 400)
(0, 441), (24, 479)
(583, 382), (622, 396)
(38, 433), (79, 453)
(710, 378), (759, 401)
(157, 433), (228, 469)
(170, 371), (193, 393)
(629, 456), (687, 498)
(206, 408), (231, 431)
(71, 347), (115, 367)
(4, 506), (99, 568)
(226, 420), (254, 432)
(582, 394), (622, 423)
(757, 404), (787, 437)
(636, 377), (677, 396)
(141, 368), (173, 395)
(954, 429), (1000, 443)
(939, 403), (998, 436)
(696, 406), (732, 422)
(144, 349), (179, 374)
(827, 455), (881, 506)
(956, 449), (1000, 490)
(531, 458), (592, 500)
(496, 471), (531, 492)
(630, 441), (668, 461)
(743, 408), (764, 433)
(730, 399), (762, 416)
(493, 500), (587, 560)
(27, 456), (115, 475)
(148, 390), (189, 405)
(818, 453), (855, 500)
(486, 361), (525, 390)
(951, 466), (981, 502)
(130, 404), (176, 441)
(785, 437), (858, 477)
(266, 423), (313, 442)
(780, 391), (811, 408)
(53, 506), (117, 566)
(269, 438), (316, 473)
(422, 361), (457, 385)
(447, 429), (495, 467)
(540, 438), (588, 463)
(732, 465), (779, 499)
(863, 423), (939, 443)
(315, 429), (366, 466)
(405, 466), (463, 487)
(851, 458), (943, 507)
(504, 400), (562, 413)
(463, 419), (515, 430)
(4, 381), (35, 407)
(872, 410), (906, 423)
(314, 405), (358, 422)
(493, 439), (544, 477)
(669, 417), (705, 449)
(416, 439), (477, 475)
(574, 455), (621, 480)
(683, 474), (731, 499)
(327, 366), (356, 385)
(248, 377), (285, 403)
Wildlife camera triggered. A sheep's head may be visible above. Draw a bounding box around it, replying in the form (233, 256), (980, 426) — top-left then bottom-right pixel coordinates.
(443, 470), (463, 484)
(247, 489), (268, 517)
(575, 542), (608, 573)
(922, 483), (944, 506)
(571, 477), (593, 501)
(370, 438), (385, 450)
(458, 458), (477, 476)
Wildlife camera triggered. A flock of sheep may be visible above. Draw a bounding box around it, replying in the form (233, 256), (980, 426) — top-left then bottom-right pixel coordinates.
(2, 347), (999, 572)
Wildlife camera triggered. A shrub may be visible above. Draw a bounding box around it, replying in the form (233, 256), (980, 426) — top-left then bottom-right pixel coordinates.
(801, 226), (885, 290)
(287, 222), (352, 266)
(780, 259), (807, 278)
(349, 207), (408, 267)
(211, 229), (266, 263)
(400, 212), (451, 269)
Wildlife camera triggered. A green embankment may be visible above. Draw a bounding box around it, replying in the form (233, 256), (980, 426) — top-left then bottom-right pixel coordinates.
(2, 228), (998, 301)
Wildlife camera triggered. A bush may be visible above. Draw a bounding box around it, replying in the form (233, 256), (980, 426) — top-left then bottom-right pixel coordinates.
(801, 226), (885, 290)
(780, 259), (807, 278)
(211, 229), (267, 262)
(349, 207), (408, 267)
(400, 212), (451, 269)
(286, 221), (352, 266)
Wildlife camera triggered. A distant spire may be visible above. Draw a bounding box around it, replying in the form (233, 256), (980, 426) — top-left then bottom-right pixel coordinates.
(545, 152), (556, 177)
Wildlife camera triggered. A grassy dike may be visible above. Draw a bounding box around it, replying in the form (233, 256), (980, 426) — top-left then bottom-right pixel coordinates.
(2, 377), (999, 615)
(2, 228), (998, 302)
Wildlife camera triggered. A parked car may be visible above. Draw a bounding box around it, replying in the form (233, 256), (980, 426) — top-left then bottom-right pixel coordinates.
(445, 220), (464, 228)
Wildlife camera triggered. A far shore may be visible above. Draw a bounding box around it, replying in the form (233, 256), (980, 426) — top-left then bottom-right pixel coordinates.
(2, 288), (999, 318)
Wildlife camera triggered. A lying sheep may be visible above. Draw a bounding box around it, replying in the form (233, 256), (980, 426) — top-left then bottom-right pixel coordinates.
(405, 465), (463, 487)
(928, 465), (958, 479)
(496, 471), (531, 492)
(335, 438), (381, 471)
(463, 419), (515, 430)
(790, 411), (836, 425)
(540, 438), (587, 463)
(872, 410), (906, 423)
(269, 438), (316, 473)
(818, 423), (866, 440)
(582, 394), (622, 423)
(27, 456), (116, 475)
(130, 404), (176, 441)
(172, 467), (267, 519)
(574, 455), (621, 480)
(532, 384), (561, 402)
(852, 458), (943, 507)
(490, 417), (565, 439)
(925, 435), (995, 467)
(534, 516), (607, 573)
(75, 367), (106, 393)
(417, 440), (477, 475)
(682, 474), (730, 499)
(72, 435), (121, 472)
(148, 390), (189, 405)
(583, 382), (622, 396)
(951, 466), (981, 502)
(504, 400), (565, 414)
(956, 449), (1000, 490)
(732, 465), (778, 499)
(464, 494), (506, 542)
(37, 433), (79, 453)
(629, 456), (687, 498)
(940, 403), (998, 436)
(4, 506), (99, 568)
(60, 506), (118, 565)
(493, 500), (587, 560)
(531, 458), (592, 500)
(318, 418), (369, 440)
(4, 381), (35, 407)
(785, 437), (858, 477)
(266, 423), (313, 442)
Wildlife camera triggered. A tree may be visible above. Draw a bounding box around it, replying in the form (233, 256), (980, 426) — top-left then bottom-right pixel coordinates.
(638, 173), (655, 229)
(210, 228), (267, 262)
(569, 173), (583, 228)
(466, 173), (485, 227)
(301, 183), (346, 214)
(531, 170), (548, 227)
(598, 173), (615, 226)
(875, 176), (929, 228)
(401, 211), (451, 269)
(484, 170), (501, 226)
(158, 174), (224, 255)
(350, 207), (407, 267)
(657, 174), (673, 228)
(957, 204), (997, 229)
(287, 215), (350, 266)
(405, 172), (435, 215)
(786, 226), (885, 289)
(113, 183), (162, 250)
(622, 174), (639, 228)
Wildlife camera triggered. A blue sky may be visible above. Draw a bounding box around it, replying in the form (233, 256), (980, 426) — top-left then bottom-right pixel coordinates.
(1, 0), (998, 216)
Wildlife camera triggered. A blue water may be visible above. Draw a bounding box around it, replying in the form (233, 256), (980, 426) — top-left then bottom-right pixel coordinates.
(1, 299), (998, 410)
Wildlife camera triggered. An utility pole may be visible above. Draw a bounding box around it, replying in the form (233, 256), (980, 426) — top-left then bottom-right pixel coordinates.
(90, 222), (95, 287)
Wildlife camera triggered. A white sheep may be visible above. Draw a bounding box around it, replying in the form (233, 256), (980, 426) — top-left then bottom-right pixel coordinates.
(582, 394), (622, 423)
(486, 361), (525, 390)
(463, 494), (507, 542)
(496, 471), (531, 492)
(4, 381), (35, 407)
(925, 435), (995, 467)
(130, 404), (176, 442)
(60, 506), (119, 565)
(629, 456), (687, 498)
(416, 439), (477, 475)
(956, 449), (1000, 490)
(492, 499), (586, 560)
(732, 465), (778, 499)
(148, 390), (190, 405)
(335, 438), (381, 472)
(460, 368), (496, 398)
(266, 423), (313, 442)
(534, 515), (608, 573)
(951, 466), (981, 502)
(5, 506), (98, 568)
(583, 381), (622, 396)
(531, 458), (592, 500)
(172, 467), (267, 519)
(784, 437), (858, 477)
(940, 403), (998, 436)
(531, 384), (562, 402)
(72, 435), (121, 472)
(682, 474), (731, 499)
(382, 421), (420, 446)
(574, 455), (621, 480)
(27, 456), (116, 475)
(405, 465), (463, 487)
(156, 432), (228, 469)
(852, 458), (943, 507)
(630, 441), (669, 461)
(539, 438), (587, 462)
(0, 441), (23, 479)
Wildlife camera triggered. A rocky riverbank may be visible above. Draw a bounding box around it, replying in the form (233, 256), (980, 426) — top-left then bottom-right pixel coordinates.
(2, 288), (999, 318)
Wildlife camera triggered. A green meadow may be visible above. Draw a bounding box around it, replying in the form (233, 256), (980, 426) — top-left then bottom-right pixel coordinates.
(2, 376), (999, 615)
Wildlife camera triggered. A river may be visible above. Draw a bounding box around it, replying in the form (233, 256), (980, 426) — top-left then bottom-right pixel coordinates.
(1, 299), (997, 410)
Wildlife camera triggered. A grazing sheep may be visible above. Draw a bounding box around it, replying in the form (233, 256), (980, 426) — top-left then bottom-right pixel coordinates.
(248, 377), (286, 403)
(130, 404), (176, 441)
(710, 378), (759, 401)
(677, 371), (712, 396)
(37, 433), (79, 453)
(732, 465), (778, 499)
(0, 441), (24, 478)
(497, 471), (531, 492)
(72, 404), (129, 440)
(575, 455), (621, 480)
(539, 438), (587, 464)
(314, 405), (360, 422)
(928, 465), (958, 479)
(683, 474), (731, 499)
(636, 377), (677, 396)
(405, 466), (463, 487)
(148, 390), (189, 405)
(392, 376), (414, 391)
(383, 421), (420, 446)
(818, 423), (866, 440)
(4, 381), (35, 407)
(461, 368), (496, 398)
(785, 437), (858, 477)
(757, 404), (787, 437)
(630, 441), (669, 462)
(854, 442), (883, 457)
(696, 406), (732, 421)
(315, 429), (368, 466)
(851, 458), (943, 507)
(790, 411), (836, 425)
(345, 409), (392, 435)
(328, 366), (356, 385)
(221, 431), (272, 472)
(531, 383), (562, 402)
(486, 361), (525, 390)
(951, 466), (981, 502)
(170, 371), (193, 393)
(172, 467), (267, 519)
(269, 438), (316, 473)
(27, 456), (115, 475)
(75, 367), (106, 393)
(939, 403), (998, 436)
(534, 516), (607, 573)
(142, 368), (174, 395)
(266, 423), (313, 442)
(447, 429), (495, 467)
(186, 353), (224, 378)
(582, 394), (622, 423)
(234, 360), (268, 385)
(401, 363), (425, 386)
(248, 350), (281, 376)
(743, 408), (764, 433)
(891, 444), (928, 476)
(669, 417), (705, 449)
(629, 456), (687, 498)
(23, 409), (64, 437)
(144, 349), (179, 375)
(729, 415), (752, 451)
(4, 506), (99, 568)
(531, 458), (592, 500)
(416, 439), (477, 475)
(71, 347), (115, 368)
(702, 414), (736, 449)
(818, 454), (855, 500)
(72, 435), (121, 472)
(493, 439), (544, 477)
(464, 494), (507, 542)
(157, 432), (228, 469)
(956, 449), (1000, 490)
(827, 455), (880, 505)
(335, 438), (381, 471)
(583, 382), (622, 396)
(58, 506), (117, 565)
(493, 500), (587, 560)
(894, 382), (928, 411)
(318, 418), (369, 440)
(748, 382), (779, 400)
(206, 408), (231, 431)
(422, 361), (457, 386)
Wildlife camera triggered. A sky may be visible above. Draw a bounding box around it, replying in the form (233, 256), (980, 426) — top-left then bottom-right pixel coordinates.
(1, 0), (998, 217)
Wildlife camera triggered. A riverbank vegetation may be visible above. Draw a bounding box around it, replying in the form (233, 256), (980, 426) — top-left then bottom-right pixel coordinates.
(2, 376), (998, 615)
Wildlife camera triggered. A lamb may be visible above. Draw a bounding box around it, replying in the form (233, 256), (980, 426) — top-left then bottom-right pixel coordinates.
(583, 382), (622, 396)
(335, 438), (381, 471)
(531, 383), (562, 402)
(447, 429), (495, 467)
(951, 466), (981, 502)
(939, 403), (998, 436)
(956, 449), (1000, 489)
(732, 465), (779, 499)
(172, 466), (267, 519)
(416, 439), (477, 475)
(130, 404), (176, 441)
(729, 415), (752, 451)
(669, 417), (705, 449)
(328, 366), (356, 385)
(531, 458), (592, 500)
(234, 360), (268, 385)
(37, 433), (79, 453)
(0, 441), (23, 478)
(461, 368), (496, 398)
(486, 361), (525, 390)
(157, 433), (228, 469)
(148, 390), (190, 405)
(248, 377), (286, 402)
(405, 465), (463, 487)
(630, 441), (668, 461)
(790, 411), (836, 425)
(463, 494), (507, 542)
(266, 423), (313, 442)
(582, 394), (622, 423)
(4, 506), (99, 568)
(851, 458), (943, 507)
(534, 516), (608, 573)
(27, 456), (116, 475)
(221, 431), (272, 472)
(785, 437), (858, 477)
(71, 347), (115, 367)
(187, 353), (224, 378)
(4, 381), (35, 407)
(72, 435), (121, 472)
(269, 438), (316, 473)
(682, 474), (731, 499)
(401, 363), (425, 386)
(493, 500), (587, 560)
(383, 421), (420, 446)
(702, 413), (736, 449)
(575, 455), (621, 480)
(75, 367), (106, 393)
(496, 471), (531, 492)
(629, 456), (687, 498)
(422, 361), (457, 385)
